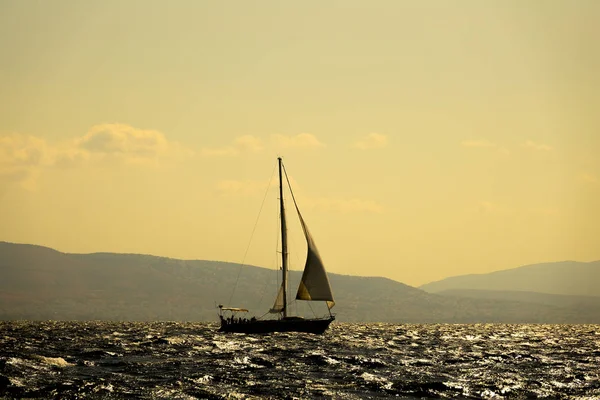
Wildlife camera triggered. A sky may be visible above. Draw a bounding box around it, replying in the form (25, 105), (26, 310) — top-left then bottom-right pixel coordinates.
(1, 0), (599, 287)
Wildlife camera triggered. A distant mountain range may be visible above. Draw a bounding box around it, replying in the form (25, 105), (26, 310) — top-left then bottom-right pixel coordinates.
(1, 241), (599, 323)
(419, 260), (600, 297)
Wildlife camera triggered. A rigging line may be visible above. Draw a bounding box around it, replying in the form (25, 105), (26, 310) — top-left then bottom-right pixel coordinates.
(257, 210), (280, 310)
(256, 245), (277, 309)
(287, 218), (304, 308)
(276, 197), (281, 275)
(227, 161), (277, 307)
(281, 162), (302, 214)
(307, 300), (317, 318)
(275, 201), (281, 287)
(281, 161), (304, 266)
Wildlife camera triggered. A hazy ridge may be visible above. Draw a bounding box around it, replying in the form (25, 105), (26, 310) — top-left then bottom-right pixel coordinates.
(419, 260), (600, 297)
(2, 241), (600, 323)
(434, 289), (600, 309)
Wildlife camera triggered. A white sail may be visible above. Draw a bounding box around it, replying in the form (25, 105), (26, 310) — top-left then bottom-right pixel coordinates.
(295, 212), (335, 309)
(269, 284), (285, 313)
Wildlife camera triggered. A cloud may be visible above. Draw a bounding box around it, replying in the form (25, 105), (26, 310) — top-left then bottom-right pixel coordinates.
(201, 135), (262, 157)
(522, 140), (552, 151)
(0, 124), (191, 189)
(0, 164), (41, 191)
(0, 134), (51, 167)
(0, 134), (53, 190)
(234, 135), (263, 152)
(203, 133), (324, 156)
(271, 133), (325, 149)
(78, 124), (167, 155)
(215, 178), (381, 214)
(76, 123), (191, 163)
(81, 123), (193, 162)
(353, 133), (388, 150)
(52, 145), (92, 168)
(461, 140), (497, 148)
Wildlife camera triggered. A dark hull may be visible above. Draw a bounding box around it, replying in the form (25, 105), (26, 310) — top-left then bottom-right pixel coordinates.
(219, 317), (334, 335)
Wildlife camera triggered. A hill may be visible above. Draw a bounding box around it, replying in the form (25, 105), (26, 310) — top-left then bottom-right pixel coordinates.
(419, 261), (600, 296)
(2, 242), (600, 323)
(435, 289), (600, 309)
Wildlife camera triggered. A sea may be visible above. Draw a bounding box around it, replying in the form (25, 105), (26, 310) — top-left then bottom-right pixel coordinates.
(0, 322), (598, 399)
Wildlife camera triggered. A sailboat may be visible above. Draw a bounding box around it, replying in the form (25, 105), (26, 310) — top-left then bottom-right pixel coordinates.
(218, 157), (336, 334)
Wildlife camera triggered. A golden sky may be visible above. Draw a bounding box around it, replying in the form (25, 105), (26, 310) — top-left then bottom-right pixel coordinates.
(1, 1), (598, 286)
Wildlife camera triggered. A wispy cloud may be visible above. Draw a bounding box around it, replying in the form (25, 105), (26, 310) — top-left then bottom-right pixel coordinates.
(234, 135), (263, 152)
(0, 134), (52, 169)
(203, 133), (324, 156)
(522, 140), (552, 151)
(201, 135), (263, 157)
(52, 145), (91, 168)
(78, 124), (169, 156)
(76, 123), (192, 164)
(271, 133), (325, 149)
(0, 134), (53, 190)
(1, 124), (191, 189)
(215, 178), (382, 214)
(353, 133), (388, 150)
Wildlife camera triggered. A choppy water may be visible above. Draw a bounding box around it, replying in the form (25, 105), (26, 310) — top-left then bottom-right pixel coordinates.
(0, 322), (599, 399)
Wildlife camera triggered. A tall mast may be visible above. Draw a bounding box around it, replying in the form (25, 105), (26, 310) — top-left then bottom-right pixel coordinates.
(278, 157), (288, 318)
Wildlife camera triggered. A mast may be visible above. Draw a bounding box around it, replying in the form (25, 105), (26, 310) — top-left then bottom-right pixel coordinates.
(278, 157), (289, 318)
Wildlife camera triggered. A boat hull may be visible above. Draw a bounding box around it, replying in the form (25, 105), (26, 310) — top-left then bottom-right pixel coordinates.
(219, 317), (334, 335)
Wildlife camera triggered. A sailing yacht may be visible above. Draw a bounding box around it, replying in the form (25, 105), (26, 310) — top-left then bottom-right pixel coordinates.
(218, 157), (335, 334)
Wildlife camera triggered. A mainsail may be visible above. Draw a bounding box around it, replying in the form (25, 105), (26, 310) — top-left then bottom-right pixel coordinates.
(294, 211), (335, 309)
